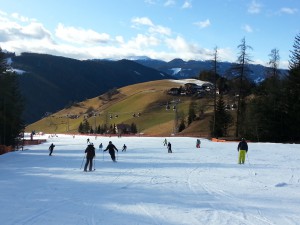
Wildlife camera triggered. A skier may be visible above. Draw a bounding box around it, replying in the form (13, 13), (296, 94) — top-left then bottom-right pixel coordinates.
(87, 138), (90, 144)
(163, 138), (167, 146)
(104, 141), (118, 162)
(49, 143), (55, 156)
(167, 142), (172, 153)
(84, 143), (96, 171)
(196, 139), (201, 148)
(99, 143), (103, 151)
(122, 144), (127, 152)
(237, 138), (248, 164)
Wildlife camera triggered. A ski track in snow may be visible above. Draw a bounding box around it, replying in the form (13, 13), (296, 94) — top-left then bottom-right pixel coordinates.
(1, 135), (300, 225)
(186, 157), (276, 225)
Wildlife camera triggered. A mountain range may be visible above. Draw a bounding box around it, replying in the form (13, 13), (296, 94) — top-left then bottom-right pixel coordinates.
(132, 57), (287, 83)
(9, 53), (171, 123)
(7, 52), (287, 124)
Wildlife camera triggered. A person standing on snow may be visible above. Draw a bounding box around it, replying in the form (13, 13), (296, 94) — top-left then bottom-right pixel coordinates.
(163, 138), (167, 146)
(99, 143), (103, 151)
(49, 143), (55, 156)
(84, 143), (95, 171)
(237, 138), (248, 164)
(122, 144), (127, 152)
(167, 142), (172, 153)
(104, 141), (118, 162)
(196, 139), (201, 148)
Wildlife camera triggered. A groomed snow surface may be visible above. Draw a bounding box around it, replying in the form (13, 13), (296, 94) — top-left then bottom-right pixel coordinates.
(1, 135), (300, 225)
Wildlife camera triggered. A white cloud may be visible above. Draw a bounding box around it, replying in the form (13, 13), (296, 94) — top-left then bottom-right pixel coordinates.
(164, 0), (175, 7)
(115, 36), (125, 44)
(164, 36), (231, 61)
(242, 24), (253, 33)
(149, 25), (171, 36)
(217, 48), (236, 62)
(125, 34), (160, 49)
(280, 7), (298, 14)
(0, 14), (52, 42)
(281, 60), (289, 69)
(194, 19), (211, 29)
(131, 17), (171, 36)
(165, 35), (202, 55)
(144, 0), (156, 4)
(182, 0), (192, 9)
(131, 17), (154, 27)
(11, 13), (35, 23)
(248, 0), (262, 14)
(55, 23), (110, 45)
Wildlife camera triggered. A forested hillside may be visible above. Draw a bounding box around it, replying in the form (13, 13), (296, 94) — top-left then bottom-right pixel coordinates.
(10, 53), (171, 123)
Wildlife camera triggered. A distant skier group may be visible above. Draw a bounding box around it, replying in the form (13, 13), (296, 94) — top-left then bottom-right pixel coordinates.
(48, 136), (249, 173)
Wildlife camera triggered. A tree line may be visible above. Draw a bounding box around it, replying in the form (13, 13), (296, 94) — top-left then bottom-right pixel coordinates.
(203, 34), (300, 142)
(78, 120), (138, 135)
(0, 49), (24, 146)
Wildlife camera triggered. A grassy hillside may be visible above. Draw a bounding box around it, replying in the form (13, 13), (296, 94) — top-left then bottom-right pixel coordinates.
(26, 79), (234, 137)
(13, 53), (172, 123)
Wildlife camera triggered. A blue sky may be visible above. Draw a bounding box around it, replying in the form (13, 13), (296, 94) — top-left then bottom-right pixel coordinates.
(0, 0), (299, 69)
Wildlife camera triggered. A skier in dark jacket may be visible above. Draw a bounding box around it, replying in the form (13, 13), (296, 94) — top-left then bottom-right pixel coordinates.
(196, 139), (201, 148)
(49, 143), (55, 156)
(167, 142), (172, 153)
(104, 141), (118, 162)
(237, 138), (248, 164)
(84, 143), (96, 171)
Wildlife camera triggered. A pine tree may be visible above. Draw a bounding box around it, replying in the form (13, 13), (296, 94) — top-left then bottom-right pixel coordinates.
(78, 122), (83, 133)
(82, 120), (90, 133)
(211, 46), (219, 137)
(178, 118), (186, 132)
(187, 101), (196, 125)
(0, 48), (24, 146)
(210, 95), (233, 137)
(232, 37), (253, 138)
(285, 33), (300, 141)
(102, 124), (108, 134)
(97, 125), (101, 134)
(130, 123), (137, 134)
(267, 48), (280, 78)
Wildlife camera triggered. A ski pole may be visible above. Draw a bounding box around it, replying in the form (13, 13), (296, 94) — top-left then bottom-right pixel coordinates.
(80, 155), (85, 169)
(246, 153), (256, 176)
(103, 151), (104, 161)
(246, 153), (251, 165)
(94, 158), (96, 170)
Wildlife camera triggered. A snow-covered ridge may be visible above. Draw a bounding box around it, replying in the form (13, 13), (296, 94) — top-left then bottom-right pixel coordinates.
(169, 68), (182, 75)
(170, 78), (208, 86)
(6, 57), (26, 75)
